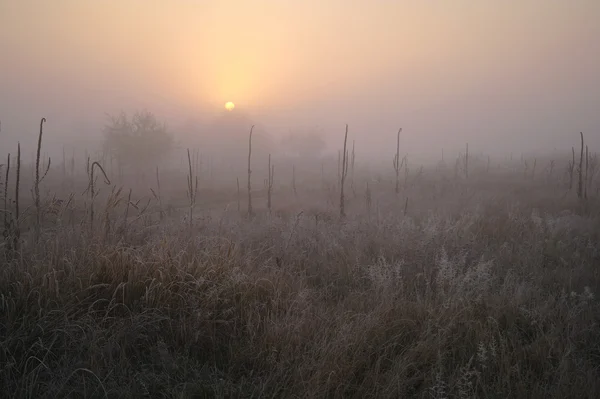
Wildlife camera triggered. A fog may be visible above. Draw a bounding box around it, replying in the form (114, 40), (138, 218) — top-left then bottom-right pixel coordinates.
(3, 4), (600, 394)
(1, 0), (599, 162)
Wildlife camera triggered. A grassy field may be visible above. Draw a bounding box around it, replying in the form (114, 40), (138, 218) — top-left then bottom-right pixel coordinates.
(1, 151), (599, 398)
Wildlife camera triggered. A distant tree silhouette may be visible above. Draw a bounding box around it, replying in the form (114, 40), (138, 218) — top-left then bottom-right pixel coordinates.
(103, 110), (173, 175)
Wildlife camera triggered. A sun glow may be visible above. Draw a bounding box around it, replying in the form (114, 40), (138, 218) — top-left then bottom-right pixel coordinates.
(225, 101), (235, 111)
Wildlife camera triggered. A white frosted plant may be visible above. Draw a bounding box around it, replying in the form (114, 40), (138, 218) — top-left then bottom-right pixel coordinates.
(583, 286), (595, 301)
(228, 266), (247, 284)
(436, 247), (457, 299)
(422, 212), (441, 242)
(456, 356), (479, 399)
(518, 306), (543, 326)
(476, 342), (488, 367)
(435, 246), (495, 303)
(560, 286), (595, 310)
(530, 208), (543, 230)
(460, 257), (493, 299)
(436, 247), (453, 285)
(545, 212), (593, 237)
(429, 366), (448, 399)
(488, 335), (498, 360)
(367, 256), (403, 292)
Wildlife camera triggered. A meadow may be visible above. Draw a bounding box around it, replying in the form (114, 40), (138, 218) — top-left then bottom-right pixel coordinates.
(0, 123), (599, 398)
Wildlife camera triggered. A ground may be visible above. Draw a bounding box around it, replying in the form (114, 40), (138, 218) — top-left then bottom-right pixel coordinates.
(1, 161), (599, 398)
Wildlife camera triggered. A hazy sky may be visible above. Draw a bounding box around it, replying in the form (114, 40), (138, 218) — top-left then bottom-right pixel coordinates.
(1, 0), (599, 157)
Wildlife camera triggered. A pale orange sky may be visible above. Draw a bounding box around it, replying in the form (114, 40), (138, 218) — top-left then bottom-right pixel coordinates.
(1, 0), (599, 156)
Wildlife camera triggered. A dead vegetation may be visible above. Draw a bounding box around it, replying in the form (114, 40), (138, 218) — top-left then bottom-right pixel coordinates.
(0, 122), (599, 398)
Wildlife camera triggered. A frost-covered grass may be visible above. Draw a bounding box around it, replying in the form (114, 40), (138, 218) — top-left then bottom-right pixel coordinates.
(1, 173), (599, 398)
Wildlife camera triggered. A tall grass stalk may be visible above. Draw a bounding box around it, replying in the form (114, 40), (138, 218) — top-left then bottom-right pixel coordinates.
(186, 149), (198, 230)
(393, 128), (402, 194)
(34, 117), (46, 239)
(4, 153), (10, 231)
(578, 132), (584, 199)
(267, 154), (274, 213)
(247, 125), (254, 217)
(340, 124), (349, 218)
(89, 161), (111, 234)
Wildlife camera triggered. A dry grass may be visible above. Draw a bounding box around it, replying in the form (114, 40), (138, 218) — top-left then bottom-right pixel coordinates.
(0, 161), (599, 399)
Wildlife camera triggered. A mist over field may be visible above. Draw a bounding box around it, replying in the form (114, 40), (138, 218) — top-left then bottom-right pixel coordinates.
(1, 1), (600, 398)
(2, 0), (600, 160)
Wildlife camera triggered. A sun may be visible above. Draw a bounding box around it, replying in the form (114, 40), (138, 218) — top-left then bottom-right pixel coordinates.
(225, 101), (235, 111)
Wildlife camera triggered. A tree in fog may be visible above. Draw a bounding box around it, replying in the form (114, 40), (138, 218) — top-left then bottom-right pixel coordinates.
(280, 126), (326, 159)
(103, 110), (173, 176)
